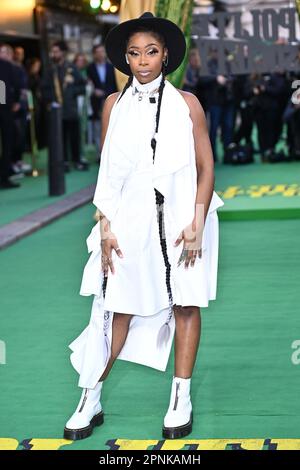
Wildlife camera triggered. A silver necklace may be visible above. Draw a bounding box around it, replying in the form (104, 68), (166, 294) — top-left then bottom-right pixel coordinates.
(132, 85), (160, 101)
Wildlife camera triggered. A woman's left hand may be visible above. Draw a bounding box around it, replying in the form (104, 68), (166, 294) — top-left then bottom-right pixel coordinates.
(174, 219), (203, 269)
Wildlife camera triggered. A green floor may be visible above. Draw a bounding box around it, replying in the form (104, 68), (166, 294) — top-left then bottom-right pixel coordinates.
(0, 147), (99, 227)
(0, 202), (300, 449)
(2, 146), (300, 230)
(214, 161), (300, 220)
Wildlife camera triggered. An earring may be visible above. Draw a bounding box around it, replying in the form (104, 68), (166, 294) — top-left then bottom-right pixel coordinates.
(163, 55), (169, 67)
(125, 54), (129, 64)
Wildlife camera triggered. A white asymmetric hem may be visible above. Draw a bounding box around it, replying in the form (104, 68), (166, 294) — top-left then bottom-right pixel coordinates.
(68, 76), (225, 388)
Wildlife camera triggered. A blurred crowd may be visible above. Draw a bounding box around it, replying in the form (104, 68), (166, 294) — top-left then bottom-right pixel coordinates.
(0, 41), (117, 190)
(183, 47), (300, 165)
(0, 40), (299, 190)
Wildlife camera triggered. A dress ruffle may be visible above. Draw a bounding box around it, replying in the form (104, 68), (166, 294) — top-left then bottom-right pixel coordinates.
(70, 191), (223, 388)
(69, 79), (225, 389)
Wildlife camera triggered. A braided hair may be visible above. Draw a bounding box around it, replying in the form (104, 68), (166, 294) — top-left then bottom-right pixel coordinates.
(116, 74), (133, 104)
(102, 33), (174, 344)
(150, 64), (174, 336)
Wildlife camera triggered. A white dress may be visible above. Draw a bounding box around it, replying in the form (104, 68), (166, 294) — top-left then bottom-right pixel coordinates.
(69, 74), (225, 389)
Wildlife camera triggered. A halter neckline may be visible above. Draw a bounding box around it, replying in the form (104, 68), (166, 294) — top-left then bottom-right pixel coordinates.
(132, 72), (162, 94)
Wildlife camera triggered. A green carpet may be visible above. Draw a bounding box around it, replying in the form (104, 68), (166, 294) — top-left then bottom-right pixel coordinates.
(0, 147), (98, 228)
(2, 148), (300, 230)
(215, 161), (300, 220)
(214, 123), (300, 220)
(0, 203), (300, 449)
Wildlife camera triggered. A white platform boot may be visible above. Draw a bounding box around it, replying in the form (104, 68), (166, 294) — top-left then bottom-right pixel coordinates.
(162, 376), (193, 439)
(64, 381), (104, 440)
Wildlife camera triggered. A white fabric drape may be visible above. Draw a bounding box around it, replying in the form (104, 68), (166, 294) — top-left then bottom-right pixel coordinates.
(69, 75), (224, 389)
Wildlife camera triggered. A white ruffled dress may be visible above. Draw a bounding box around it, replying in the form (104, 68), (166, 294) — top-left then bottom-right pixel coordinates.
(69, 73), (225, 389)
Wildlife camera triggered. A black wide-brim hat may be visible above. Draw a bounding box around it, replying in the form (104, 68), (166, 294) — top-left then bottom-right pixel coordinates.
(104, 11), (186, 76)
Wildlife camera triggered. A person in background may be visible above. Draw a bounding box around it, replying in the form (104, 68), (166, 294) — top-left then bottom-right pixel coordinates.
(286, 48), (300, 161)
(74, 53), (91, 164)
(87, 44), (118, 159)
(182, 49), (201, 95)
(232, 73), (254, 150)
(13, 47), (31, 174)
(0, 44), (21, 189)
(205, 49), (236, 163)
(0, 44), (26, 178)
(26, 57), (46, 151)
(249, 71), (288, 162)
(42, 40), (87, 172)
(74, 53), (88, 78)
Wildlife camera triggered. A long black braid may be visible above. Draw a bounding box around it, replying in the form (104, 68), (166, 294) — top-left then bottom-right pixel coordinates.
(116, 74), (133, 104)
(102, 57), (174, 338)
(151, 64), (174, 327)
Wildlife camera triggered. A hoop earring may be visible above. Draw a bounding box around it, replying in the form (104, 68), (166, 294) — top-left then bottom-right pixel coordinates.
(163, 56), (168, 67)
(125, 54), (129, 64)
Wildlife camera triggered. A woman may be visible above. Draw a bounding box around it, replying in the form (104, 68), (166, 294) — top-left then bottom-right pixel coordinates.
(26, 57), (45, 150)
(64, 12), (224, 441)
(73, 53), (91, 163)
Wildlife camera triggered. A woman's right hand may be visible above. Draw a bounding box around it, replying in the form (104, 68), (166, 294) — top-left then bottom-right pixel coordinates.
(101, 233), (123, 277)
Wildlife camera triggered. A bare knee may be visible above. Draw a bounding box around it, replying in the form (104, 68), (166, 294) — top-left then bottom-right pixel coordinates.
(113, 312), (133, 325)
(174, 305), (200, 319)
(173, 304), (182, 315)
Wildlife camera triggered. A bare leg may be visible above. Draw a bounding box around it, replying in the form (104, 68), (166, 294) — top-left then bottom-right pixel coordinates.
(99, 312), (133, 381)
(173, 305), (201, 378)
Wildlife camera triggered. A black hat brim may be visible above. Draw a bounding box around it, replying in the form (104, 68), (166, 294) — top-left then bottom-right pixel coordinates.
(104, 16), (186, 76)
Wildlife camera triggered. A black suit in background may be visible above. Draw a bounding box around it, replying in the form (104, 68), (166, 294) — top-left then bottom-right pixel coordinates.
(12, 63), (28, 164)
(249, 72), (289, 155)
(0, 58), (21, 183)
(233, 74), (254, 148)
(205, 58), (236, 162)
(87, 61), (117, 120)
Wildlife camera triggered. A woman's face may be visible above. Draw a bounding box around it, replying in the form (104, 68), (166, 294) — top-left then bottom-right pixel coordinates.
(31, 60), (41, 74)
(126, 31), (167, 84)
(75, 55), (87, 70)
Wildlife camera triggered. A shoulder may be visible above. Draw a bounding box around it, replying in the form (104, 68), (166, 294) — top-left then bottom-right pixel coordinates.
(0, 58), (8, 69)
(177, 89), (206, 122)
(1, 59), (13, 76)
(105, 91), (121, 106)
(175, 89), (208, 136)
(177, 89), (202, 112)
(102, 91), (121, 117)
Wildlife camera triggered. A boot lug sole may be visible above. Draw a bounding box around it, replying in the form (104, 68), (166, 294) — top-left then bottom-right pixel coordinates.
(162, 412), (193, 439)
(64, 411), (104, 441)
